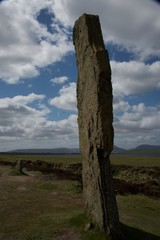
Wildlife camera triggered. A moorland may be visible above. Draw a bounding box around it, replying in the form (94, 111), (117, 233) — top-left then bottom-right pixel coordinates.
(0, 154), (159, 240)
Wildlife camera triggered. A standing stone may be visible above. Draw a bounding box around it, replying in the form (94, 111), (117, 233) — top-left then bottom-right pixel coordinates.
(73, 14), (123, 239)
(15, 159), (24, 173)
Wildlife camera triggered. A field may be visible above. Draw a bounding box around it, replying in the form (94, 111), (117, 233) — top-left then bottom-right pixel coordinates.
(0, 153), (160, 166)
(0, 154), (160, 240)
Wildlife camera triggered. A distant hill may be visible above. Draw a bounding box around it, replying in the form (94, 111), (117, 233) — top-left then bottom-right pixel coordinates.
(9, 148), (80, 154)
(130, 144), (160, 151)
(9, 146), (125, 154)
(113, 145), (160, 152)
(112, 146), (126, 152)
(7, 144), (160, 155)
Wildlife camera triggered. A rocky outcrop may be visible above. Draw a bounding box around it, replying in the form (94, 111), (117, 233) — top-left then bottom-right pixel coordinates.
(73, 14), (123, 239)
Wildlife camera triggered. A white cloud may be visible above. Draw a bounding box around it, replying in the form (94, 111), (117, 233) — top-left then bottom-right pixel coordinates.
(0, 92), (159, 150)
(0, 0), (72, 84)
(114, 103), (160, 132)
(0, 93), (78, 150)
(113, 103), (160, 148)
(0, 0), (159, 84)
(0, 94), (49, 136)
(113, 100), (130, 113)
(51, 0), (160, 59)
(111, 61), (160, 97)
(0, 93), (45, 107)
(51, 76), (68, 85)
(49, 82), (77, 111)
(111, 59), (160, 143)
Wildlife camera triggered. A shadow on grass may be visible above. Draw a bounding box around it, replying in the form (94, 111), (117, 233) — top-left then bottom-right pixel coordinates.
(121, 223), (160, 240)
(69, 214), (160, 240)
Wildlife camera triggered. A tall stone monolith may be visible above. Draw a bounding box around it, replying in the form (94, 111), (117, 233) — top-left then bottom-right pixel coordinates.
(73, 14), (123, 240)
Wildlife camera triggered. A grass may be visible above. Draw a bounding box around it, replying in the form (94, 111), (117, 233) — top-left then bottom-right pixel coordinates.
(0, 153), (160, 167)
(69, 214), (110, 240)
(35, 179), (81, 193)
(0, 152), (159, 175)
(68, 194), (160, 240)
(0, 166), (83, 240)
(0, 155), (160, 240)
(111, 155), (160, 167)
(117, 195), (160, 237)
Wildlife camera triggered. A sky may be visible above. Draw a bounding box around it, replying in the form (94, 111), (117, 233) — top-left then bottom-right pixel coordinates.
(0, 0), (160, 151)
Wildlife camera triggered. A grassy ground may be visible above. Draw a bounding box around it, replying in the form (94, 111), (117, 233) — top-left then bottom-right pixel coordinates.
(0, 155), (160, 239)
(0, 154), (160, 167)
(0, 166), (83, 240)
(118, 195), (160, 237)
(0, 164), (160, 240)
(111, 155), (160, 167)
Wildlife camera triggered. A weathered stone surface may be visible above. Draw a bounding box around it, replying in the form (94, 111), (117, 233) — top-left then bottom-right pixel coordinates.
(15, 159), (24, 173)
(73, 14), (123, 239)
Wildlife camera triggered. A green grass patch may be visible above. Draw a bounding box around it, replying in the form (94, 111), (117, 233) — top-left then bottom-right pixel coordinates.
(0, 166), (83, 240)
(68, 194), (160, 240)
(69, 214), (110, 240)
(35, 179), (81, 193)
(111, 156), (160, 167)
(117, 195), (160, 237)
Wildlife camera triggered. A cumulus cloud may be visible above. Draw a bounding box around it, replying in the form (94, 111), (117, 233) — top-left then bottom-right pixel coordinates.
(0, 93), (78, 150)
(0, 0), (159, 84)
(0, 0), (72, 84)
(0, 91), (159, 150)
(51, 0), (160, 59)
(50, 76), (68, 85)
(111, 60), (160, 147)
(49, 82), (77, 111)
(0, 94), (47, 138)
(0, 93), (45, 107)
(114, 103), (160, 133)
(113, 100), (130, 113)
(113, 103), (160, 148)
(111, 61), (160, 97)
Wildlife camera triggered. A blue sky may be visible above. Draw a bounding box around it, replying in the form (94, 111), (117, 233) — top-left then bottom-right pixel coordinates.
(0, 0), (160, 151)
